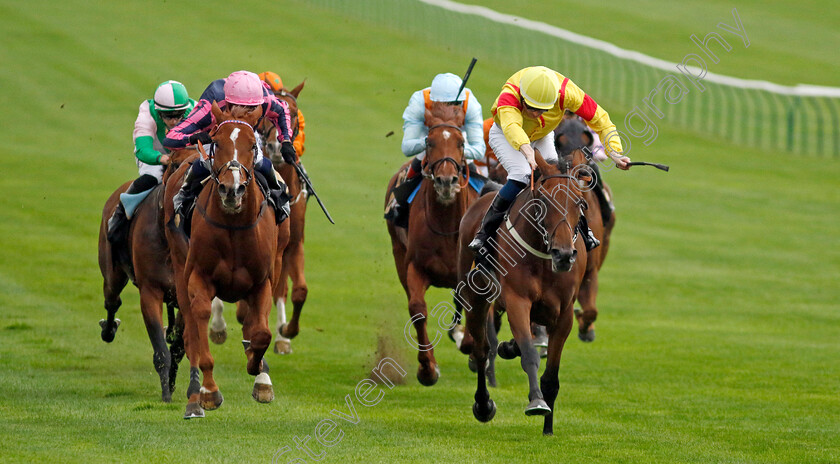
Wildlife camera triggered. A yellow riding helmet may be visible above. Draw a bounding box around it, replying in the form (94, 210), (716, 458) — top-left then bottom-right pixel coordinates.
(519, 66), (560, 110)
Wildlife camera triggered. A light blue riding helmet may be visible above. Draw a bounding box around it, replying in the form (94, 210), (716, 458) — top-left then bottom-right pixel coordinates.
(429, 73), (464, 102)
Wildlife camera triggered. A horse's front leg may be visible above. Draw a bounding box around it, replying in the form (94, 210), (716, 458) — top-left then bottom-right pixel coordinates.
(541, 304), (574, 436)
(279, 239), (307, 342)
(406, 262), (439, 386)
(466, 285), (495, 422)
(138, 285), (171, 402)
(188, 274), (223, 411)
(242, 280), (274, 396)
(575, 270), (599, 342)
(505, 292), (550, 416)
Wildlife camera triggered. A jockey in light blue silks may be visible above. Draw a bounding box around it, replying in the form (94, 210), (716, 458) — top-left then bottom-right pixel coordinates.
(387, 73), (485, 228)
(107, 80), (196, 245)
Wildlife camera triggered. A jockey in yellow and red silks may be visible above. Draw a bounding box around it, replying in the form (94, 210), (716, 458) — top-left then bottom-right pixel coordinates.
(468, 66), (631, 253)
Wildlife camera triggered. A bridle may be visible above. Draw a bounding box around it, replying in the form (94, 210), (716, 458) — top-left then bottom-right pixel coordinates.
(419, 123), (470, 236)
(507, 172), (588, 258)
(204, 119), (257, 188)
(193, 119), (268, 231)
(421, 123), (469, 189)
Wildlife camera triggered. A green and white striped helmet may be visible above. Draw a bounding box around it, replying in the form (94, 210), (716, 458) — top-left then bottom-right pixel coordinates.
(153, 80), (190, 111)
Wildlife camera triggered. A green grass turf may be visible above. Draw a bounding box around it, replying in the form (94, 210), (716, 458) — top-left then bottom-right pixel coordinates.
(0, 0), (838, 463)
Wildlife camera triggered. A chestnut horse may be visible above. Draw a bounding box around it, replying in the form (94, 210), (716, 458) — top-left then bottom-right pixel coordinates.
(209, 81), (307, 355)
(97, 147), (195, 402)
(385, 102), (477, 386)
(165, 103), (289, 419)
(457, 151), (587, 435)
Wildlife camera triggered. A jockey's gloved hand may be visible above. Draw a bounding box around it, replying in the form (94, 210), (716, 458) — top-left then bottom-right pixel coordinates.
(188, 132), (212, 146)
(280, 141), (297, 165)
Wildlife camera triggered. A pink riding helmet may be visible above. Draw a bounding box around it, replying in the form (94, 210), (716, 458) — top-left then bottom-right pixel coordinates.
(224, 71), (265, 106)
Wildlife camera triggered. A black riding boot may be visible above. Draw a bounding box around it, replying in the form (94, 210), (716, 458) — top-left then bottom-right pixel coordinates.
(106, 203), (128, 244)
(577, 213), (600, 251)
(107, 174), (158, 244)
(173, 167), (205, 222)
(257, 169), (290, 224)
(468, 194), (513, 252)
(386, 157), (424, 228)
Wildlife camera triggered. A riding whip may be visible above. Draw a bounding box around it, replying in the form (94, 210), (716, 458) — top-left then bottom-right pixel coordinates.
(292, 161), (335, 224)
(452, 58), (477, 104)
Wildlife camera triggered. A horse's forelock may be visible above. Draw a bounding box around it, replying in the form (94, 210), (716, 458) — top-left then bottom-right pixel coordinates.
(425, 102), (465, 128)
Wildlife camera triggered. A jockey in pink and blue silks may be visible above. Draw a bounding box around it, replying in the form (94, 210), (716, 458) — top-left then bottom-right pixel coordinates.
(106, 80), (196, 245)
(163, 70), (295, 224)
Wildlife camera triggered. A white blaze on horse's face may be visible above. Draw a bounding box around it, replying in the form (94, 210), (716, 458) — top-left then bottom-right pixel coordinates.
(230, 128), (241, 186)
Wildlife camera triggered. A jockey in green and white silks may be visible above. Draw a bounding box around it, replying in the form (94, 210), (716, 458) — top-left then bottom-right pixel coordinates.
(106, 80), (195, 245)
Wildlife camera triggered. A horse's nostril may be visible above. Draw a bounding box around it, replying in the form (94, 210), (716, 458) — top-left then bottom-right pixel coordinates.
(218, 185), (227, 195)
(236, 185), (245, 196)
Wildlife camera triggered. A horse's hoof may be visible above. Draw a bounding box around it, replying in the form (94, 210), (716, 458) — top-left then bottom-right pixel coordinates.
(162, 390), (172, 403)
(184, 402), (205, 419)
(524, 398), (551, 416)
(448, 325), (465, 349)
(417, 364), (440, 387)
(578, 328), (596, 343)
(498, 341), (518, 360)
(472, 399), (496, 423)
(273, 337), (292, 355)
(539, 346), (548, 358)
(279, 323), (298, 340)
(252, 373), (274, 403)
(199, 388), (223, 410)
(99, 319), (121, 343)
(209, 328), (227, 345)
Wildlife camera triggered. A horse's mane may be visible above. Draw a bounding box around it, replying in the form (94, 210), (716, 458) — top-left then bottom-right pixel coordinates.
(425, 101), (465, 128)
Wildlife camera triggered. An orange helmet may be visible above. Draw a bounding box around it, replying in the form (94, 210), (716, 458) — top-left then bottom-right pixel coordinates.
(258, 71), (283, 93)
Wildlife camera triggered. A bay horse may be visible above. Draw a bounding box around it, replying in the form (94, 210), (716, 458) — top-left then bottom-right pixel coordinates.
(554, 118), (617, 342)
(97, 147), (195, 402)
(164, 103), (289, 419)
(385, 102), (477, 386)
(209, 81), (307, 355)
(457, 151), (587, 435)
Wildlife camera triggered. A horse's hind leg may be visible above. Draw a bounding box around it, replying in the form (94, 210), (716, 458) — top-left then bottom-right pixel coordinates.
(406, 263), (439, 386)
(209, 298), (227, 344)
(167, 307), (185, 395)
(139, 286), (172, 402)
(506, 292), (550, 416)
(540, 306), (574, 436)
(575, 270), (598, 342)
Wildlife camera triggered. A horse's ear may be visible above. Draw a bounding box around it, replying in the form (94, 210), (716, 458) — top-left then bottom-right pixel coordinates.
(290, 80), (305, 98)
(211, 101), (225, 124)
(534, 147), (552, 173)
(243, 105), (263, 127)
